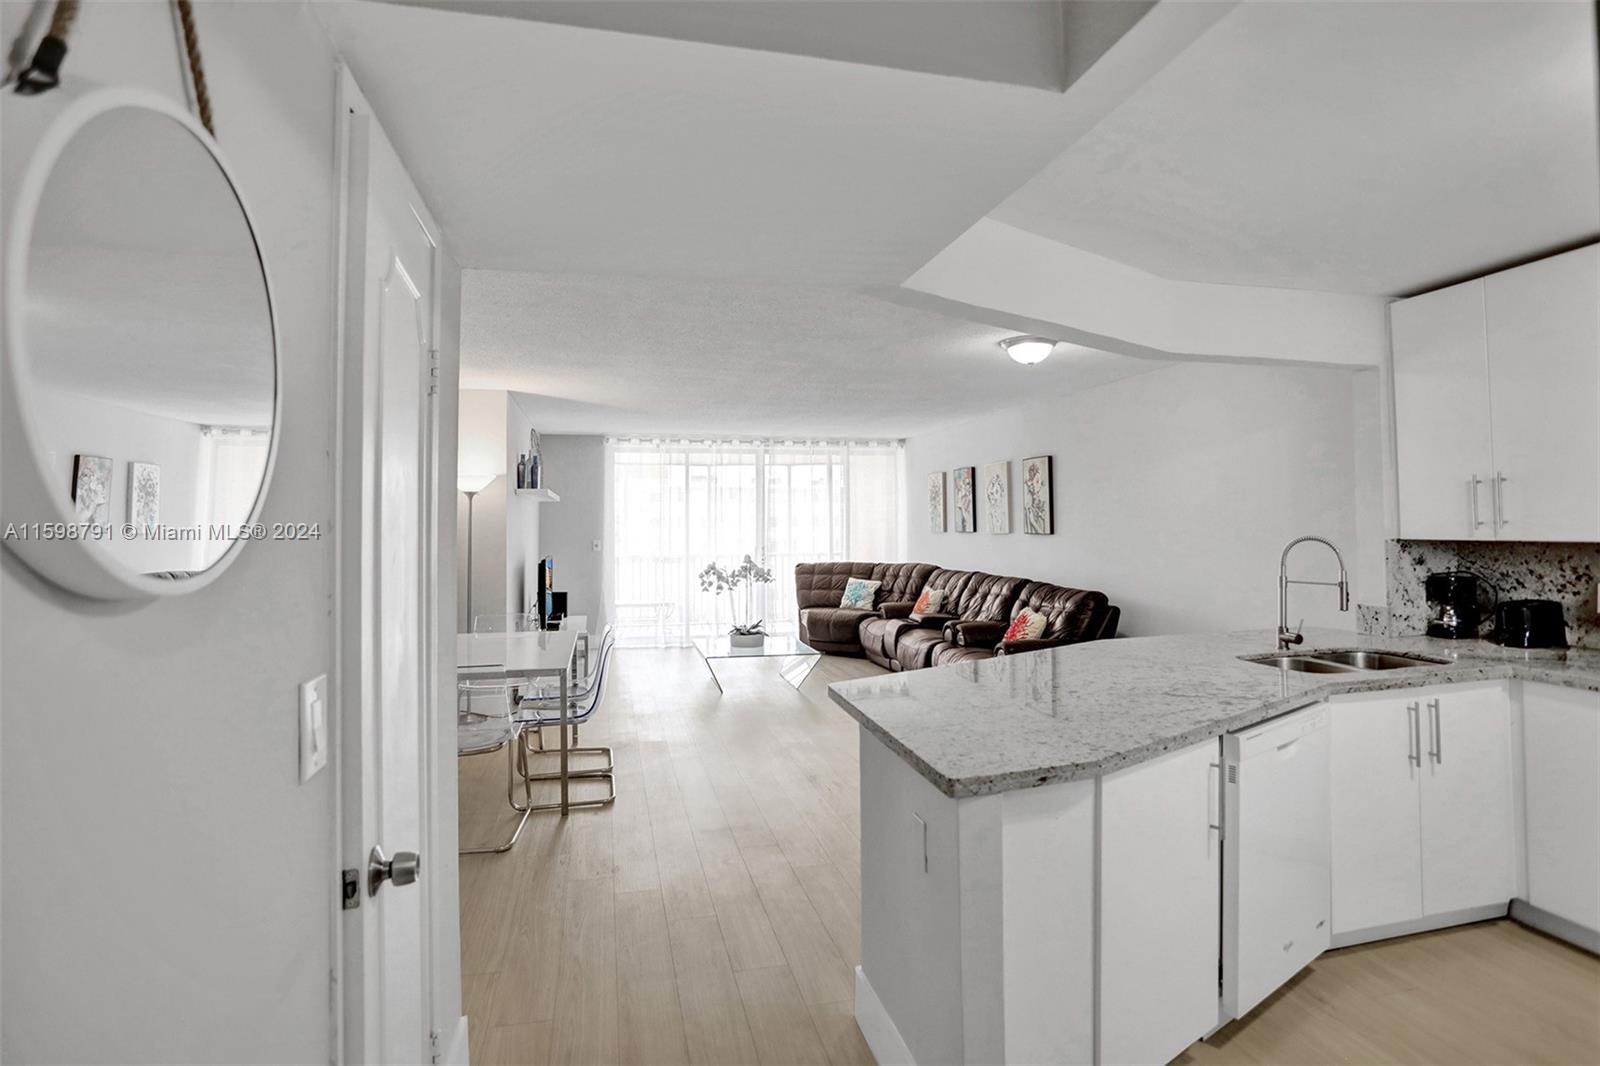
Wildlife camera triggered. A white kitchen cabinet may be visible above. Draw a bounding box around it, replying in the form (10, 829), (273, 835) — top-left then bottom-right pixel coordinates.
(1330, 683), (1514, 941)
(1331, 693), (1424, 934)
(1484, 246), (1600, 540)
(1522, 683), (1600, 932)
(1100, 739), (1221, 1066)
(1391, 279), (1495, 540)
(1389, 243), (1600, 541)
(1418, 685), (1518, 915)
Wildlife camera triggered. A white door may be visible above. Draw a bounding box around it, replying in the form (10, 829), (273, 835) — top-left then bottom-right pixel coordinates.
(1419, 684), (1516, 915)
(340, 89), (441, 1064)
(1391, 280), (1495, 539)
(1484, 244), (1600, 541)
(1330, 694), (1423, 935)
(1522, 683), (1600, 930)
(1099, 739), (1221, 1066)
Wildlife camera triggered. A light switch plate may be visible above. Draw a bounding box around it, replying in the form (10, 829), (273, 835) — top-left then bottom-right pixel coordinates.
(300, 674), (328, 783)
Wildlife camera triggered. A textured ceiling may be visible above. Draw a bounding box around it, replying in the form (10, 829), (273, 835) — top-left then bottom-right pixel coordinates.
(989, 0), (1600, 296)
(461, 270), (1167, 437)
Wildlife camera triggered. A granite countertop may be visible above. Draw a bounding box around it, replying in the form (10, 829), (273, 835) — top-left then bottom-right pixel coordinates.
(827, 628), (1600, 799)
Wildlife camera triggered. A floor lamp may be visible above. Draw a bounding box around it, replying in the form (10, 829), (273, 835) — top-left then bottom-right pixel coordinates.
(458, 473), (496, 629)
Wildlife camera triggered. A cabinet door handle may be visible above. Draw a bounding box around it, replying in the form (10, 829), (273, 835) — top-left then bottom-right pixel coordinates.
(1407, 701), (1421, 767)
(1207, 761), (1222, 835)
(1493, 472), (1508, 530)
(1468, 476), (1485, 530)
(1428, 698), (1442, 764)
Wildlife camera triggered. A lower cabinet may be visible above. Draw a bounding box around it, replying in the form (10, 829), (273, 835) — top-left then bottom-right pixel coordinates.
(1330, 692), (1425, 932)
(1418, 684), (1518, 915)
(1099, 739), (1221, 1065)
(1522, 683), (1600, 932)
(1330, 682), (1515, 940)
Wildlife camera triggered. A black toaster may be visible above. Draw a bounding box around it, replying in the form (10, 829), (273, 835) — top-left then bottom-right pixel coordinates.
(1491, 599), (1568, 649)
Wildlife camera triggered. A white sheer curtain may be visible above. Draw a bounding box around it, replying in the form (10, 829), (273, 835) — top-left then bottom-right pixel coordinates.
(608, 438), (903, 647)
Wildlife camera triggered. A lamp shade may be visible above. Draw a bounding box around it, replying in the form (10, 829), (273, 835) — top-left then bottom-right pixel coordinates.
(458, 472), (496, 494)
(1000, 336), (1057, 365)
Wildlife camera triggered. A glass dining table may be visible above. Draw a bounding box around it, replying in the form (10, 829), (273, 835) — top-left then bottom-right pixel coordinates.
(457, 616), (587, 815)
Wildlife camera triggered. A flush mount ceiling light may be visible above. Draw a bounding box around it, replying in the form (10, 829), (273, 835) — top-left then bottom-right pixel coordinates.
(1000, 335), (1057, 365)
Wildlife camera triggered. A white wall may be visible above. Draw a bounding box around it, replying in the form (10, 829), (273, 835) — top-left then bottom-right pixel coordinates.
(0, 2), (344, 1061)
(30, 389), (207, 571)
(456, 388), (507, 629)
(535, 434), (607, 631)
(904, 361), (1382, 636)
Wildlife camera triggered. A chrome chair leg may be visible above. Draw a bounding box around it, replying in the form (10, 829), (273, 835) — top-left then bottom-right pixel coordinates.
(460, 728), (534, 855)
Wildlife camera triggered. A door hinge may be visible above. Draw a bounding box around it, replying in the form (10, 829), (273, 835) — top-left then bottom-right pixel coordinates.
(430, 1028), (443, 1064)
(341, 868), (361, 910)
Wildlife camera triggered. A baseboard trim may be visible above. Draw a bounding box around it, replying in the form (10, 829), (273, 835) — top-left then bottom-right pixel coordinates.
(1510, 899), (1600, 955)
(1330, 903), (1509, 949)
(855, 966), (917, 1066)
(439, 1014), (470, 1066)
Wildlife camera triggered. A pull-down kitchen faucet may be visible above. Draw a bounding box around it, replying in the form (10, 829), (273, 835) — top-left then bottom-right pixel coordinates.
(1278, 535), (1350, 650)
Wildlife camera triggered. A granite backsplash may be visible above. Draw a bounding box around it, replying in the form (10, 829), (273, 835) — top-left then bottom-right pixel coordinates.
(1363, 540), (1600, 649)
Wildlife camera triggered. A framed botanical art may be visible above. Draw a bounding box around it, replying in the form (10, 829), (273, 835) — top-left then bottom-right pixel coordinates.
(71, 454), (112, 524)
(927, 471), (947, 532)
(983, 461), (1010, 534)
(1021, 454), (1054, 534)
(128, 461), (161, 531)
(952, 466), (976, 532)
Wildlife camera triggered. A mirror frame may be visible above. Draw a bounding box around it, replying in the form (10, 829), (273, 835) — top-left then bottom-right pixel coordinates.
(1, 85), (282, 601)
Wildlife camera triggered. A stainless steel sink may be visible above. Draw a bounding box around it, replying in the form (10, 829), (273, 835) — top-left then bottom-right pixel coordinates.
(1246, 654), (1361, 673)
(1309, 650), (1447, 670)
(1243, 649), (1447, 673)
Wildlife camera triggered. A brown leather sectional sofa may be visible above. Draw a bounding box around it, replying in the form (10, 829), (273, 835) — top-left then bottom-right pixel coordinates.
(794, 561), (1119, 671)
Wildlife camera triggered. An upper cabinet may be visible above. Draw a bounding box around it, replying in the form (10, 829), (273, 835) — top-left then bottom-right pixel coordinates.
(1390, 244), (1599, 541)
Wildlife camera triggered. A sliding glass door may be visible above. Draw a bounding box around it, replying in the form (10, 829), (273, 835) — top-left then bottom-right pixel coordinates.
(609, 438), (902, 646)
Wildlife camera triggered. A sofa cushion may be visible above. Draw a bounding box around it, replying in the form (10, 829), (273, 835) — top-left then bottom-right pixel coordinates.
(932, 642), (994, 667)
(801, 606), (875, 645)
(894, 627), (949, 672)
(909, 587), (946, 621)
(949, 571), (1028, 622)
(840, 577), (881, 609)
(869, 561), (936, 605)
(1003, 608), (1048, 643)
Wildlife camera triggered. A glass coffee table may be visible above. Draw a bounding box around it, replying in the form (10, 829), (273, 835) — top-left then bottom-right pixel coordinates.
(692, 633), (821, 694)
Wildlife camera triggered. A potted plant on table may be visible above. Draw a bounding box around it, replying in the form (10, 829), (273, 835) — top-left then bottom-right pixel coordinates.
(699, 554), (775, 647)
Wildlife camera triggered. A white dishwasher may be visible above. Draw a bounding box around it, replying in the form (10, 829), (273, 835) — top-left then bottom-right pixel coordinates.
(1222, 703), (1331, 1022)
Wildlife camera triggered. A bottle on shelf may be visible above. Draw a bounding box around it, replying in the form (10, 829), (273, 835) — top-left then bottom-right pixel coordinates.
(517, 453), (527, 489)
(528, 454), (541, 490)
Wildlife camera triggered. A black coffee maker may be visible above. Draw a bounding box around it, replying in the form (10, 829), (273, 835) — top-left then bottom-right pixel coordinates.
(1425, 570), (1496, 639)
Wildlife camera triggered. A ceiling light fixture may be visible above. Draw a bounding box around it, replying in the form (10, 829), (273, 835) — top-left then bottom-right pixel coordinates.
(1000, 335), (1056, 365)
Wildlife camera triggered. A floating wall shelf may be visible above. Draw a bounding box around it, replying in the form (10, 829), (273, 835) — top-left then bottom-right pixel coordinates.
(513, 487), (561, 502)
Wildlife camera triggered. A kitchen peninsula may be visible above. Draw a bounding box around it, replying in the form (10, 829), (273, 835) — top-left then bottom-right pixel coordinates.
(829, 629), (1600, 1066)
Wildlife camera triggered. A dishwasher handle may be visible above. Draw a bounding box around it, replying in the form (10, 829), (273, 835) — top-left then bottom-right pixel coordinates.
(1208, 761), (1223, 836)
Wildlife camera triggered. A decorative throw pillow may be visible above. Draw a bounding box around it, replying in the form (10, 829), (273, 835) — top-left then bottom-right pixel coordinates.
(1003, 608), (1047, 643)
(909, 587), (946, 622)
(840, 577), (882, 609)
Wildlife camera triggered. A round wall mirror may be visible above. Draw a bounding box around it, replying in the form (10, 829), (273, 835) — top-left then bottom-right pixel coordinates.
(2, 87), (280, 600)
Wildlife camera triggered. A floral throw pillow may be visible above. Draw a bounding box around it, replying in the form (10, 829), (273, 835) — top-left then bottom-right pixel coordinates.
(909, 587), (946, 622)
(1003, 608), (1047, 643)
(840, 577), (882, 609)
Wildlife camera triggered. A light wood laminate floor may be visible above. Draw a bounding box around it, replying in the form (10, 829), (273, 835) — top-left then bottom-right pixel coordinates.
(459, 648), (1600, 1066)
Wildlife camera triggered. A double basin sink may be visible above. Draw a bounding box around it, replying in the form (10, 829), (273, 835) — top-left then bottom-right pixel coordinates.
(1243, 649), (1448, 673)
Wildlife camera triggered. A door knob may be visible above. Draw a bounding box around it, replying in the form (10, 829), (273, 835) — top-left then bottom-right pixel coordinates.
(368, 845), (421, 896)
